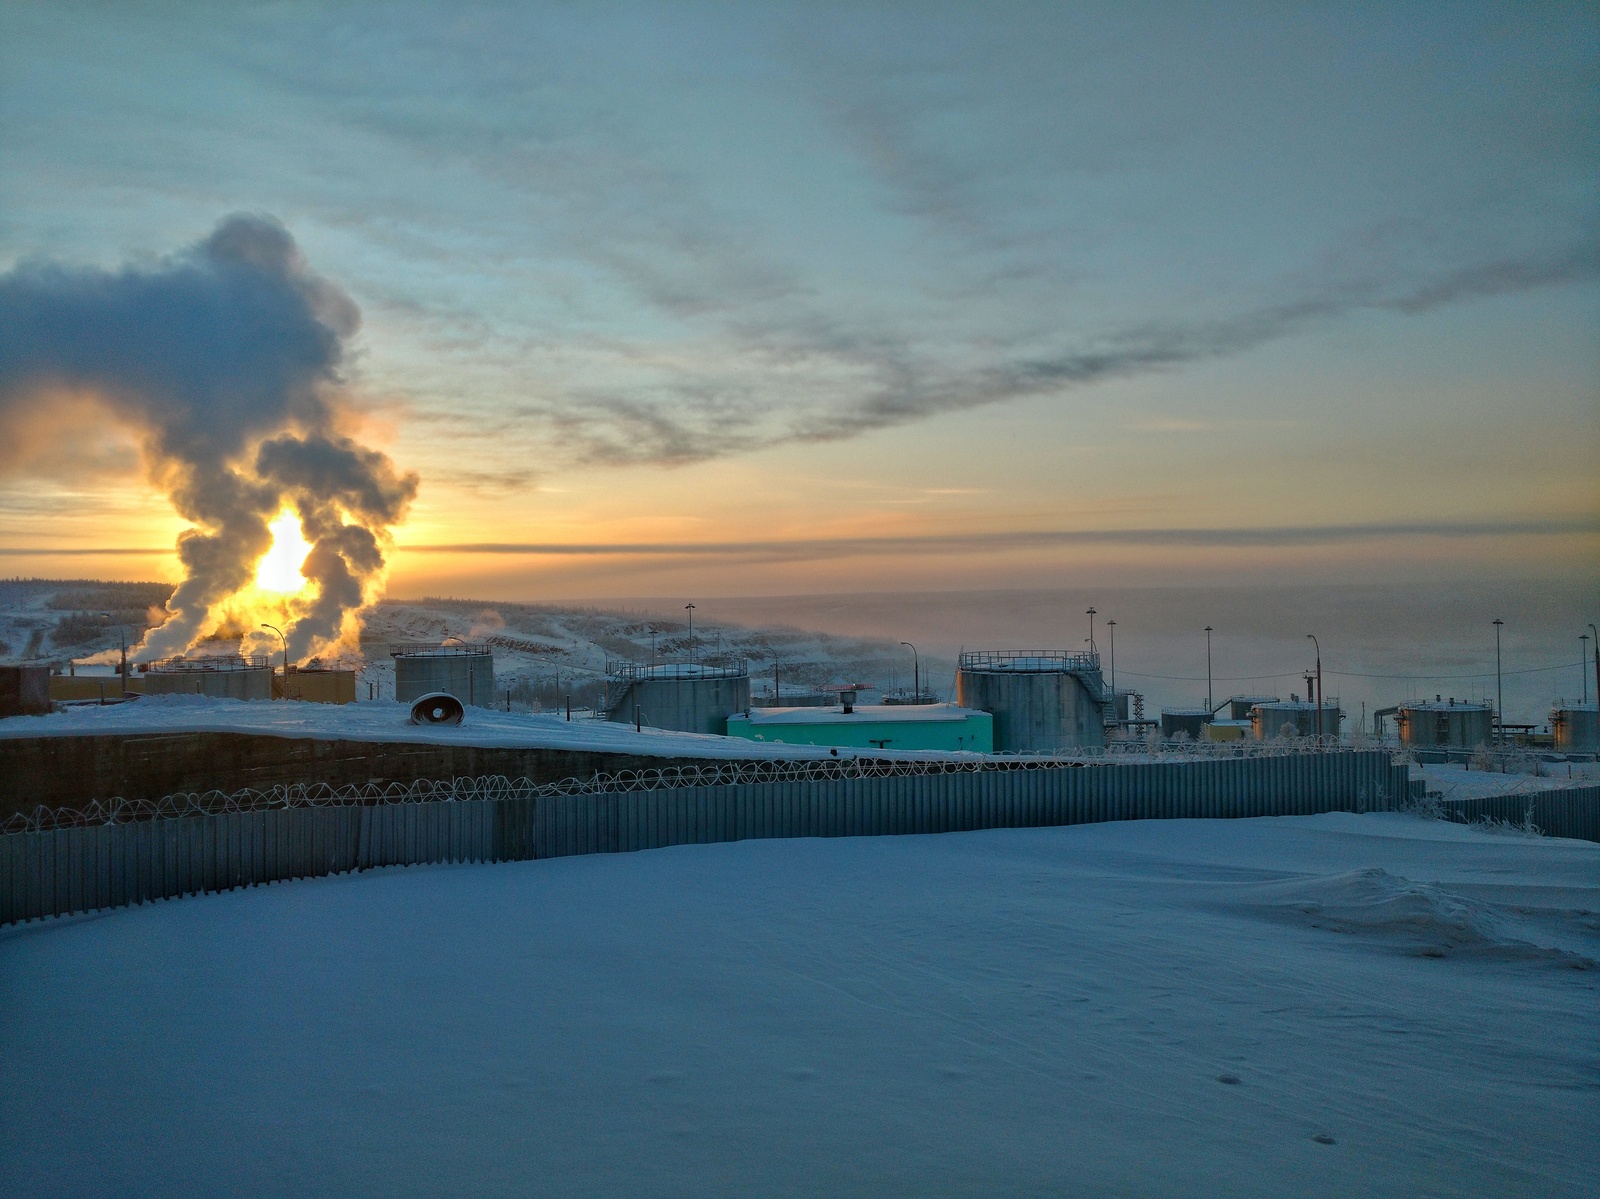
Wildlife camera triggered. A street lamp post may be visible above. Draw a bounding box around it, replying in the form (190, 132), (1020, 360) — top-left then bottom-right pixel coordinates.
(261, 624), (288, 698)
(1086, 607), (1097, 655)
(1204, 626), (1214, 712)
(1305, 634), (1322, 740)
(1106, 620), (1116, 695)
(1590, 624), (1599, 713)
(900, 642), (919, 703)
(1492, 619), (1504, 743)
(685, 604), (696, 663)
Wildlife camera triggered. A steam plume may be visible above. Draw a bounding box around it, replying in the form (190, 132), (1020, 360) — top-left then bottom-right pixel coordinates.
(0, 214), (417, 662)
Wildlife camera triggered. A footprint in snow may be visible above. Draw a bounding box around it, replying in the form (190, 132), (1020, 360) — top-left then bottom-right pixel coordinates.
(1216, 1074), (1241, 1085)
(1312, 1134), (1337, 1145)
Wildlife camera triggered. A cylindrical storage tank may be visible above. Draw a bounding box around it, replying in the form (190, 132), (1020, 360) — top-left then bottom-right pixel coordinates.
(392, 645), (496, 707)
(142, 658), (274, 700)
(1227, 695), (1279, 721)
(1395, 700), (1494, 749)
(605, 663), (751, 735)
(1551, 704), (1599, 752)
(1250, 700), (1343, 740)
(956, 651), (1106, 752)
(1160, 707), (1212, 740)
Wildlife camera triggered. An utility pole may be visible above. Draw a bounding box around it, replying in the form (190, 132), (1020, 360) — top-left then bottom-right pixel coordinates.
(1205, 626), (1214, 712)
(1106, 620), (1116, 695)
(1582, 633), (1590, 705)
(685, 603), (696, 662)
(1493, 618), (1504, 743)
(901, 642), (919, 703)
(1590, 623), (1599, 713)
(1306, 634), (1322, 740)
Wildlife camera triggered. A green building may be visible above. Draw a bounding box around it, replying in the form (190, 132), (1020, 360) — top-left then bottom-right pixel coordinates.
(725, 703), (993, 753)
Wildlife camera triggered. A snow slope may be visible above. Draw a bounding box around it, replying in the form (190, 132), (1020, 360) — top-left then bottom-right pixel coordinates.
(2, 813), (1594, 1197)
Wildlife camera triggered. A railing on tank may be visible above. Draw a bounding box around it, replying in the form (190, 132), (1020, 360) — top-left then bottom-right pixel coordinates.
(958, 650), (1100, 673)
(388, 642), (493, 658)
(605, 659), (749, 682)
(142, 653), (273, 672)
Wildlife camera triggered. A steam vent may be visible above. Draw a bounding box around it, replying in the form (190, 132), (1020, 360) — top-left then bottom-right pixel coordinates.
(391, 643), (496, 708)
(956, 650), (1108, 752)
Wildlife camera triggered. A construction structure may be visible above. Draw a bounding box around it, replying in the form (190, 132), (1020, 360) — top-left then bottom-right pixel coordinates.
(1551, 704), (1599, 752)
(956, 650), (1107, 752)
(392, 643), (496, 708)
(726, 702), (992, 753)
(604, 661), (750, 736)
(1249, 697), (1344, 740)
(1394, 698), (1494, 749)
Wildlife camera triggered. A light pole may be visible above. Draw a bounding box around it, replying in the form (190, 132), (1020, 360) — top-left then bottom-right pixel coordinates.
(1086, 607), (1097, 655)
(1582, 634), (1590, 705)
(1106, 620), (1116, 695)
(261, 623), (288, 698)
(685, 604), (696, 663)
(1305, 634), (1322, 740)
(901, 642), (919, 703)
(1204, 626), (1214, 712)
(1493, 618), (1504, 742)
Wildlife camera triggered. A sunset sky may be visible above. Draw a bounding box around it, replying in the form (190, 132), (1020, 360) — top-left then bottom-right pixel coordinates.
(2, 2), (1595, 600)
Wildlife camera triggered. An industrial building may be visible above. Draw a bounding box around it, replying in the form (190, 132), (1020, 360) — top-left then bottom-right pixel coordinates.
(138, 655), (275, 700)
(1551, 704), (1598, 752)
(604, 661), (750, 736)
(1249, 698), (1343, 740)
(392, 643), (496, 707)
(726, 702), (993, 753)
(278, 663), (357, 704)
(49, 673), (144, 702)
(956, 650), (1108, 752)
(0, 664), (51, 717)
(1393, 698), (1494, 749)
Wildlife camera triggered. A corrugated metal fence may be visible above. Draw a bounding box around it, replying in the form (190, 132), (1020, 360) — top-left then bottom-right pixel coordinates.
(5, 751), (1412, 925)
(1437, 784), (1600, 844)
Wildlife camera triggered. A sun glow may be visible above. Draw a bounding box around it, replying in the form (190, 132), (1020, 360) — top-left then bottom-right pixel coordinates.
(255, 510), (313, 594)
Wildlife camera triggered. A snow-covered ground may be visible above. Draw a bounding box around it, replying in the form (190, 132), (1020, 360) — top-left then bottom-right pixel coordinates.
(1417, 761), (1600, 800)
(2, 812), (1594, 1197)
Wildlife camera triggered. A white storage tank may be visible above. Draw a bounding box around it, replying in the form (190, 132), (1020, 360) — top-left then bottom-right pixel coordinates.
(604, 661), (751, 735)
(140, 655), (274, 700)
(955, 651), (1108, 752)
(1395, 698), (1494, 749)
(1250, 699), (1343, 740)
(1160, 707), (1213, 740)
(1551, 703), (1599, 752)
(392, 643), (496, 708)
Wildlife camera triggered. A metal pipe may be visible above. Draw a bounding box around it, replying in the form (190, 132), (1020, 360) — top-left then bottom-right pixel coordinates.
(1205, 626), (1214, 713)
(1106, 620), (1116, 695)
(1590, 623), (1599, 711)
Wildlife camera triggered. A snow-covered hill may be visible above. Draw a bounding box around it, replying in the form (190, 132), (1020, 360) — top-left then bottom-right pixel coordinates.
(0, 580), (941, 708)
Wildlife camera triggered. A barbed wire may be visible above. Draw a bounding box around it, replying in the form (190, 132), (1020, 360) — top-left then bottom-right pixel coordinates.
(1, 738), (1382, 834)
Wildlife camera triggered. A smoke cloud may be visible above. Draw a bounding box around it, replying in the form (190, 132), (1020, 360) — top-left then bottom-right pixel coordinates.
(0, 214), (418, 662)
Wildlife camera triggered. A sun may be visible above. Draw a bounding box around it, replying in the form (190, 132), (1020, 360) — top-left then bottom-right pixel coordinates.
(255, 510), (312, 594)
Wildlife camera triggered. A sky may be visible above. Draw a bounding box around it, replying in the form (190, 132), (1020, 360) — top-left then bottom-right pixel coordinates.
(1, 1), (1596, 600)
